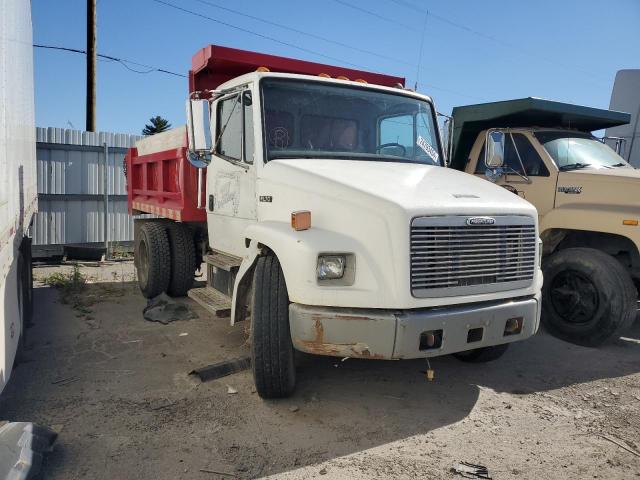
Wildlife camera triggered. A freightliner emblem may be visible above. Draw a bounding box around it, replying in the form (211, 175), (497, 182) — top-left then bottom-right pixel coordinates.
(466, 216), (496, 226)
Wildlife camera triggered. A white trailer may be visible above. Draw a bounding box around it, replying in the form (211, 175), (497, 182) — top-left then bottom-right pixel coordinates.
(0, 0), (37, 393)
(606, 70), (640, 166)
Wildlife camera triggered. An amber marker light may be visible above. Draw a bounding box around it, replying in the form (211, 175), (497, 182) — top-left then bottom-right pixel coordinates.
(336, 75), (349, 80)
(256, 66), (270, 72)
(318, 73), (331, 78)
(291, 211), (311, 231)
(354, 78), (367, 84)
(623, 219), (638, 226)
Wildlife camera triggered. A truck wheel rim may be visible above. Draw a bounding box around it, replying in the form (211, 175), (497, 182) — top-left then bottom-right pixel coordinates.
(549, 270), (599, 325)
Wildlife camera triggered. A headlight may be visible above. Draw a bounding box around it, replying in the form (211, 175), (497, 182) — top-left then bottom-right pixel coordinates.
(317, 255), (346, 280)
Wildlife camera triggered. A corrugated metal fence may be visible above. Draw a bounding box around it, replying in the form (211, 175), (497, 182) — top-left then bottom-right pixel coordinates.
(33, 127), (142, 257)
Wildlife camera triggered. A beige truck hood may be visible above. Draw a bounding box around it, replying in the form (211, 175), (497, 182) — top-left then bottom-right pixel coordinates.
(556, 167), (640, 209)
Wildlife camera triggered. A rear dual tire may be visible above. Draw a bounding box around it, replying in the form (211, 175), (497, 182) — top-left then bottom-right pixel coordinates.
(135, 222), (171, 299)
(135, 222), (196, 299)
(166, 223), (196, 297)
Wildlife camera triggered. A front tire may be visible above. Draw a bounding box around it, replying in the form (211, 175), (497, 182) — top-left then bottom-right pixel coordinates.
(251, 254), (296, 399)
(135, 223), (171, 298)
(453, 343), (509, 363)
(542, 247), (637, 347)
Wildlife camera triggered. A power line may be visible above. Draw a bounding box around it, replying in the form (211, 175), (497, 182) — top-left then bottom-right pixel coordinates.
(193, 0), (415, 67)
(149, 0), (482, 101)
(33, 44), (186, 78)
(329, 0), (417, 31)
(150, 0), (368, 69)
(381, 0), (608, 83)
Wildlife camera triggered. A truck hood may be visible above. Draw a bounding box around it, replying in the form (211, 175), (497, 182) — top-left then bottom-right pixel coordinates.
(254, 158), (541, 310)
(262, 159), (536, 217)
(556, 167), (640, 208)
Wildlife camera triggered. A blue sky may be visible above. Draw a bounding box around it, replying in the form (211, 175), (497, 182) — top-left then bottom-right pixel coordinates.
(33, 0), (640, 135)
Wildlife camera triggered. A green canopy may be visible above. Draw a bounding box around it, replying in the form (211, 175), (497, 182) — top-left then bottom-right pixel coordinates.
(449, 97), (631, 170)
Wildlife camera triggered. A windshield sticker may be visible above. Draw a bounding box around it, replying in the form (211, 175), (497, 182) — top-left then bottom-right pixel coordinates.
(417, 135), (439, 162)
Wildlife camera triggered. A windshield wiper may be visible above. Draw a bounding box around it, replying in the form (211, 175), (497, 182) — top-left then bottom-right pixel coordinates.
(559, 162), (591, 171)
(610, 162), (628, 168)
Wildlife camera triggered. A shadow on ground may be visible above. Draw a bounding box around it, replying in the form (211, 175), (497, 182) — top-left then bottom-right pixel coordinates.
(0, 282), (638, 479)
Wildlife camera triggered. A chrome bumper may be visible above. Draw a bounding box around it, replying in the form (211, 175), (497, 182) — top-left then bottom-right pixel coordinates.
(289, 294), (541, 359)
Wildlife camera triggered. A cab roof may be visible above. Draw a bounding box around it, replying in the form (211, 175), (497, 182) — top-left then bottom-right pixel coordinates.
(449, 97), (631, 170)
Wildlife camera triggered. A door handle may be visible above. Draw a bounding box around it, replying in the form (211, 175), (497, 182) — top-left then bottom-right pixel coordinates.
(208, 195), (214, 211)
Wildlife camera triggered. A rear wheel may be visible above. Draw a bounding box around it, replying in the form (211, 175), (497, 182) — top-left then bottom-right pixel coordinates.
(251, 254), (296, 399)
(542, 247), (637, 347)
(166, 223), (196, 297)
(135, 223), (171, 298)
(453, 343), (509, 363)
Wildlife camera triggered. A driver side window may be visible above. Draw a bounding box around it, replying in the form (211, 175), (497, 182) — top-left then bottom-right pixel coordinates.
(475, 133), (549, 177)
(216, 91), (255, 164)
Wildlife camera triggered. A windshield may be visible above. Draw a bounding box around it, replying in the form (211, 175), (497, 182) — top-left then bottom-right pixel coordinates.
(260, 78), (442, 165)
(534, 131), (631, 170)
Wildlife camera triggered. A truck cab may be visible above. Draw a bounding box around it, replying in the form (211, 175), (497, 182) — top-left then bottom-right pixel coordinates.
(451, 98), (638, 347)
(127, 47), (543, 398)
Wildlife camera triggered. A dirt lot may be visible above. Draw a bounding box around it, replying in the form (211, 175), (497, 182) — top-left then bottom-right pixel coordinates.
(1, 261), (639, 479)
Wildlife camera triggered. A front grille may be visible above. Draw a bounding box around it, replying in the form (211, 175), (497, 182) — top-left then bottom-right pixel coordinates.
(411, 216), (536, 297)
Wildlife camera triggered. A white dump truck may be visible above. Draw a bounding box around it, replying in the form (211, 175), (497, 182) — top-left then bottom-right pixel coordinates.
(0, 0), (37, 393)
(126, 45), (543, 398)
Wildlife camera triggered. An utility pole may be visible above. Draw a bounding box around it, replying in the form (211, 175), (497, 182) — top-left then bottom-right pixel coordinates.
(86, 0), (96, 132)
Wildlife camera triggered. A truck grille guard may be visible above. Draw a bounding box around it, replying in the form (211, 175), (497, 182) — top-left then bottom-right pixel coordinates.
(410, 215), (536, 298)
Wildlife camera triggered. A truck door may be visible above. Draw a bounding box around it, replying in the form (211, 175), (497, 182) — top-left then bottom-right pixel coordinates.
(207, 88), (257, 257)
(470, 132), (558, 216)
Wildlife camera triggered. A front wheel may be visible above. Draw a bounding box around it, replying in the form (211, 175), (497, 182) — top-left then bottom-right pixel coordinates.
(542, 247), (637, 347)
(251, 254), (296, 399)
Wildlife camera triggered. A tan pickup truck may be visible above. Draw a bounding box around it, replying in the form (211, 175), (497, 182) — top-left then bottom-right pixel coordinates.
(449, 98), (637, 346)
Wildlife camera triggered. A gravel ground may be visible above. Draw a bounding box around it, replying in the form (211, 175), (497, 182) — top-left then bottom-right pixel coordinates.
(1, 261), (639, 479)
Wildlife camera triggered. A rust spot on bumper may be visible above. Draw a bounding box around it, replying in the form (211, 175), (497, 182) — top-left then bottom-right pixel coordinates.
(292, 339), (385, 359)
(291, 307), (391, 359)
(313, 317), (325, 343)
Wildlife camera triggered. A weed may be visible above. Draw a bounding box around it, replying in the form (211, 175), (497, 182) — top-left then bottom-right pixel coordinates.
(41, 264), (87, 298)
(41, 263), (137, 324)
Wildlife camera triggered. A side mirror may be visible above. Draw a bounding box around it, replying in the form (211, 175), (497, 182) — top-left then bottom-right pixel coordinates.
(485, 130), (505, 168)
(186, 99), (212, 161)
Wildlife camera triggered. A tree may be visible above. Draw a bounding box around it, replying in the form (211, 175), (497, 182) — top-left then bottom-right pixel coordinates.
(142, 116), (171, 135)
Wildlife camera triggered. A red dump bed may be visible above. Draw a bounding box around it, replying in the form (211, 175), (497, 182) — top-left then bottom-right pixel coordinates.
(127, 45), (405, 222)
(189, 45), (405, 93)
(126, 127), (207, 222)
